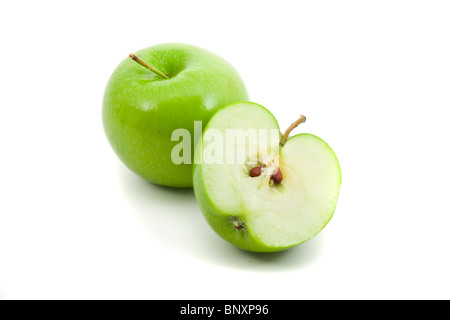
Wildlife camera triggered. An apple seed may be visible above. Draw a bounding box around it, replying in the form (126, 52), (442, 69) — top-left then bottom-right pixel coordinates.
(271, 168), (283, 184)
(249, 166), (262, 177)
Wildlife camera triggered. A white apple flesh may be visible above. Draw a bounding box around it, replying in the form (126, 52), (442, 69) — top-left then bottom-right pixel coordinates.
(193, 102), (341, 252)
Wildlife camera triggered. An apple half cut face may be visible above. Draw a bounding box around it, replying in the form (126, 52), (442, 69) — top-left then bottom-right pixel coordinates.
(193, 102), (341, 252)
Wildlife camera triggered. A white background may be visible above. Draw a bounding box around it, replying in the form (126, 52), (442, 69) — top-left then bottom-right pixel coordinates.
(1, 1), (449, 300)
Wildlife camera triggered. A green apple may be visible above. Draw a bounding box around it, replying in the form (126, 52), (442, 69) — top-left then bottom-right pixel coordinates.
(103, 43), (248, 187)
(193, 102), (341, 252)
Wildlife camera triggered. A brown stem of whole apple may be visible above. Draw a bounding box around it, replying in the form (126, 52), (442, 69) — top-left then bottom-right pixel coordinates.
(129, 53), (169, 79)
(280, 115), (307, 146)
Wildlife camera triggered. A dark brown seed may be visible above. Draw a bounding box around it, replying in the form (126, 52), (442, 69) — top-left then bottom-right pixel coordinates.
(249, 166), (262, 177)
(271, 168), (283, 184)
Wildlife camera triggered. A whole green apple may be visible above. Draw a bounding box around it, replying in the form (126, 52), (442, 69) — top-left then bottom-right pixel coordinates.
(193, 102), (341, 252)
(103, 43), (248, 187)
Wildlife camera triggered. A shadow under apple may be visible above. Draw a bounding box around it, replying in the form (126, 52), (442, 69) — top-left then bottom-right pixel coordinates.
(117, 165), (324, 271)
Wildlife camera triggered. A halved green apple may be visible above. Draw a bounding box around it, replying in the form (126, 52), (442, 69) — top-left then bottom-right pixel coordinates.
(193, 102), (341, 252)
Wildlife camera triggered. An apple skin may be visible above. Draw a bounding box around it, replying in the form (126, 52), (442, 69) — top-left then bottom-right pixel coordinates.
(103, 43), (248, 187)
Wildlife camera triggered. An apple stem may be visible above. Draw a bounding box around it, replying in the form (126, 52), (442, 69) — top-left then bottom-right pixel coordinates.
(129, 54), (169, 79)
(280, 115), (307, 146)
